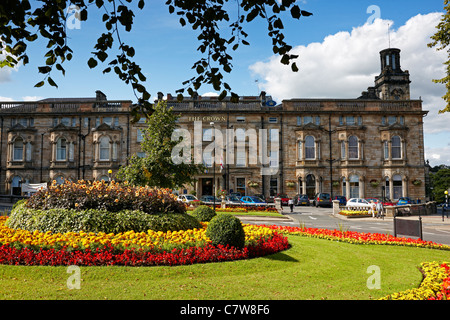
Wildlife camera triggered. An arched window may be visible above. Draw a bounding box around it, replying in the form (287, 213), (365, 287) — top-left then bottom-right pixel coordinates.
(391, 136), (402, 159)
(305, 136), (315, 160)
(99, 136), (110, 161)
(348, 136), (358, 160)
(56, 138), (67, 161)
(13, 138), (24, 161)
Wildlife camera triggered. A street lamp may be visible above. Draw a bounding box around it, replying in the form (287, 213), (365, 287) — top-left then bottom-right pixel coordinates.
(210, 122), (216, 212)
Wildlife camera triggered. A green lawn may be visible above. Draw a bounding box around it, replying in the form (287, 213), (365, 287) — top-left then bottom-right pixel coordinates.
(1, 235), (449, 300)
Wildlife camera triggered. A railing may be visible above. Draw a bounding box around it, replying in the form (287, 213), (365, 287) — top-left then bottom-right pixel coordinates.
(0, 102), (38, 113)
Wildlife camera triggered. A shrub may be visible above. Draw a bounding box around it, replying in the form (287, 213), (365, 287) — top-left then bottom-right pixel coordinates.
(191, 205), (216, 222)
(26, 180), (185, 215)
(6, 201), (201, 234)
(205, 214), (245, 249)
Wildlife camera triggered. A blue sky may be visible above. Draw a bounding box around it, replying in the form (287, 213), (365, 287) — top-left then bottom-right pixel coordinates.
(1, 0), (449, 166)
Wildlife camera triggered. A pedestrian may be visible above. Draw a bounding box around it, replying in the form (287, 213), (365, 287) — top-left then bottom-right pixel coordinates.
(288, 198), (294, 213)
(369, 200), (376, 218)
(376, 201), (383, 219)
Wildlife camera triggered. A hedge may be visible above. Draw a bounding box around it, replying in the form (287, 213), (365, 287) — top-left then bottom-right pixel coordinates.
(6, 201), (201, 234)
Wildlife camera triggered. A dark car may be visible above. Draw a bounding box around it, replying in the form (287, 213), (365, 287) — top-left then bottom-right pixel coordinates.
(334, 195), (347, 206)
(199, 195), (221, 203)
(313, 193), (332, 207)
(294, 194), (310, 206)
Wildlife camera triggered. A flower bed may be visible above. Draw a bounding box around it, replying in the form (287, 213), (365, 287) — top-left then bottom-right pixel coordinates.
(381, 261), (450, 300)
(264, 225), (450, 251)
(338, 210), (370, 217)
(0, 216), (288, 266)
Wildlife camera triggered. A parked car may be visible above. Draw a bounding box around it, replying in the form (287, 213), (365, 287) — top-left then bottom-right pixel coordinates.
(313, 193), (332, 207)
(224, 195), (243, 204)
(366, 197), (394, 206)
(199, 195), (221, 203)
(346, 198), (371, 208)
(397, 197), (411, 205)
(240, 196), (267, 205)
(334, 195), (347, 206)
(277, 194), (290, 206)
(294, 194), (310, 206)
(177, 194), (198, 203)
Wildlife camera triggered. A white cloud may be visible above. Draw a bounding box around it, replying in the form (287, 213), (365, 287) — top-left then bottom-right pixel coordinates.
(250, 12), (450, 166)
(425, 146), (450, 166)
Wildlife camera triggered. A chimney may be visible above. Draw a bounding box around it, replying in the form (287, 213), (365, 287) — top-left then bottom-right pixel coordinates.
(95, 90), (107, 101)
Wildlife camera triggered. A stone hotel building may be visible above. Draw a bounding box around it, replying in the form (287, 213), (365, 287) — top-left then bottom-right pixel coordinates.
(0, 48), (428, 202)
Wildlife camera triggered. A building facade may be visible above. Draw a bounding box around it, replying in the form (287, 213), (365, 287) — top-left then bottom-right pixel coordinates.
(0, 48), (428, 202)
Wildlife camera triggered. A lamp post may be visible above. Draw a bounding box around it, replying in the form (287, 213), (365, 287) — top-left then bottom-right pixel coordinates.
(210, 122), (216, 212)
(445, 190), (449, 221)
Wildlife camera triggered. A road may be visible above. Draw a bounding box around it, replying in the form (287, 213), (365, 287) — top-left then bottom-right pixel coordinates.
(243, 205), (450, 246)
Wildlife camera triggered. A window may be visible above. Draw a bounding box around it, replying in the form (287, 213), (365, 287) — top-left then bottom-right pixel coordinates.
(26, 142), (32, 162)
(235, 128), (245, 142)
(298, 140), (303, 159)
(236, 150), (246, 167)
(342, 178), (346, 198)
(348, 136), (358, 160)
(269, 150), (278, 167)
(203, 128), (212, 141)
(346, 116), (355, 126)
(388, 116), (397, 125)
(99, 136), (110, 161)
(61, 118), (70, 126)
(56, 138), (67, 161)
(269, 129), (278, 141)
(236, 116), (246, 122)
(305, 174), (315, 199)
(305, 136), (315, 160)
(236, 178), (246, 195)
(103, 117), (112, 126)
(385, 177), (390, 199)
(137, 129), (144, 142)
(268, 117), (278, 123)
(391, 136), (402, 159)
(13, 138), (24, 161)
(269, 178), (278, 197)
(393, 175), (403, 200)
(384, 141), (389, 160)
(341, 141), (346, 159)
(349, 175), (359, 198)
(203, 151), (213, 167)
(11, 176), (22, 195)
(303, 116), (313, 125)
